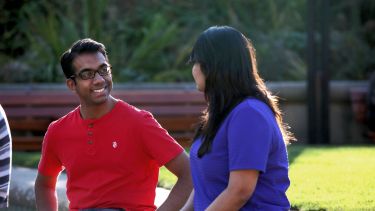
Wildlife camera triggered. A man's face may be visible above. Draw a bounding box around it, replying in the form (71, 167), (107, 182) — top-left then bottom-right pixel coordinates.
(68, 52), (113, 107)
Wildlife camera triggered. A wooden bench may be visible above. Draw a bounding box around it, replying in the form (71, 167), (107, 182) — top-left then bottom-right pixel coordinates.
(350, 87), (375, 141)
(0, 87), (206, 151)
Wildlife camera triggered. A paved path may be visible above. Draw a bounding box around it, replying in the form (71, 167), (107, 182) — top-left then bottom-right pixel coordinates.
(9, 166), (171, 209)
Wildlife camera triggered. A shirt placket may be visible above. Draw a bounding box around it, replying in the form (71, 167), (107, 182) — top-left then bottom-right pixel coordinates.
(86, 122), (96, 156)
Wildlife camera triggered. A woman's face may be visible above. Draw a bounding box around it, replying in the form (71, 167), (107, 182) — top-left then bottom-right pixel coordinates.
(192, 63), (205, 92)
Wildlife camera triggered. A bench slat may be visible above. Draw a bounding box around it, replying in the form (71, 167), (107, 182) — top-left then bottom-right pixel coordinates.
(12, 136), (43, 151)
(9, 119), (51, 131)
(1, 90), (205, 105)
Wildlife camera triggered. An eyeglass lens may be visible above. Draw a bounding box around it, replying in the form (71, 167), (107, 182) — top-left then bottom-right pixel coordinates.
(79, 66), (111, 80)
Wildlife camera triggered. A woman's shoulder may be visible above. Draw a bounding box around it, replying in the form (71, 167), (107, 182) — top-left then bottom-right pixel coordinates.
(235, 97), (270, 113)
(227, 98), (274, 122)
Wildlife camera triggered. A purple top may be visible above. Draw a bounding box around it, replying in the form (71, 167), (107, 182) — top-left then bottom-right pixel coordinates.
(190, 98), (290, 210)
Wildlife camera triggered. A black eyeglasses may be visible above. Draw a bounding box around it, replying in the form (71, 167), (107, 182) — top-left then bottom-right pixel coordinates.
(70, 65), (112, 80)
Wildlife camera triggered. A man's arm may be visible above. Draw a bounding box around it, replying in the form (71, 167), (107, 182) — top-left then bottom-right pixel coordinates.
(157, 151), (192, 211)
(180, 189), (194, 211)
(34, 172), (59, 211)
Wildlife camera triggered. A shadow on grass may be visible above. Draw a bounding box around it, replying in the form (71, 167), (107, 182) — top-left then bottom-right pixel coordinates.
(288, 144), (306, 165)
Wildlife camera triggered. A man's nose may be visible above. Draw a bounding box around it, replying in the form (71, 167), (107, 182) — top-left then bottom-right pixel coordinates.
(92, 71), (105, 82)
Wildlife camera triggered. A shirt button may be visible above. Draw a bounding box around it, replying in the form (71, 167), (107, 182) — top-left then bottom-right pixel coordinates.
(88, 123), (94, 128)
(88, 131), (93, 136)
(88, 140), (93, 145)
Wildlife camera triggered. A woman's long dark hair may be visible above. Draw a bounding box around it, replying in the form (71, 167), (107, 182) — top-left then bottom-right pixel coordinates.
(189, 26), (294, 158)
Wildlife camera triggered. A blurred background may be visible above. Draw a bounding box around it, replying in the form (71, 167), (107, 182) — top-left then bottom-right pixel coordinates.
(0, 0), (374, 83)
(1, 1), (375, 210)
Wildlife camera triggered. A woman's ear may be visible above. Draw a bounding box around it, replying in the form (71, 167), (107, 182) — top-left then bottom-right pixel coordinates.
(66, 78), (76, 92)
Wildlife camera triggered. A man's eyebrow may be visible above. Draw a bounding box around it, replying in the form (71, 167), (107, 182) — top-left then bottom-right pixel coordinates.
(78, 63), (109, 72)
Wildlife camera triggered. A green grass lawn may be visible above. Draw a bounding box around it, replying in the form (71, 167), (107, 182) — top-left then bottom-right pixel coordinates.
(13, 145), (375, 210)
(158, 166), (177, 189)
(287, 145), (375, 210)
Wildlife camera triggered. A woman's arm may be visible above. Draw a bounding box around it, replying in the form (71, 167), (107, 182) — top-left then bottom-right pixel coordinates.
(206, 170), (259, 211)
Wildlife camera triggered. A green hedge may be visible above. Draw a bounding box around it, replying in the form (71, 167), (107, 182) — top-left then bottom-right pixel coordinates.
(0, 0), (374, 83)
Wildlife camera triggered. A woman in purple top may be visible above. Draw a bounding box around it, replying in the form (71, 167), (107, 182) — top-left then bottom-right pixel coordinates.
(181, 26), (294, 211)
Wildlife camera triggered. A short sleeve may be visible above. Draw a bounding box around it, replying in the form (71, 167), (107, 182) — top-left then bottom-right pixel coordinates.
(140, 111), (183, 166)
(227, 106), (272, 173)
(38, 123), (64, 177)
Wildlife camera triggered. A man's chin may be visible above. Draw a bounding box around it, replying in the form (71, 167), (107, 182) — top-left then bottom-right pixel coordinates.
(89, 95), (110, 105)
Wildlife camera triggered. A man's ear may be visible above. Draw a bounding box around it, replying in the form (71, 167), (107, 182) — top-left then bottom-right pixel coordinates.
(66, 78), (76, 92)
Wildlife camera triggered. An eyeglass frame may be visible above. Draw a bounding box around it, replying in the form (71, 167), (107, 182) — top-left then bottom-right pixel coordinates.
(69, 64), (112, 80)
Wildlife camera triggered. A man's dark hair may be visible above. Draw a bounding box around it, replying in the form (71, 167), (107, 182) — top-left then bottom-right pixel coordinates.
(60, 38), (108, 79)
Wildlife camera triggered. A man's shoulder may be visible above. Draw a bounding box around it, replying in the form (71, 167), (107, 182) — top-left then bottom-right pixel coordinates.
(48, 106), (79, 130)
(116, 100), (153, 119)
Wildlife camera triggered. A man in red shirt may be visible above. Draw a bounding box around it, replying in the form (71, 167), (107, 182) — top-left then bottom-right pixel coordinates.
(34, 38), (192, 211)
